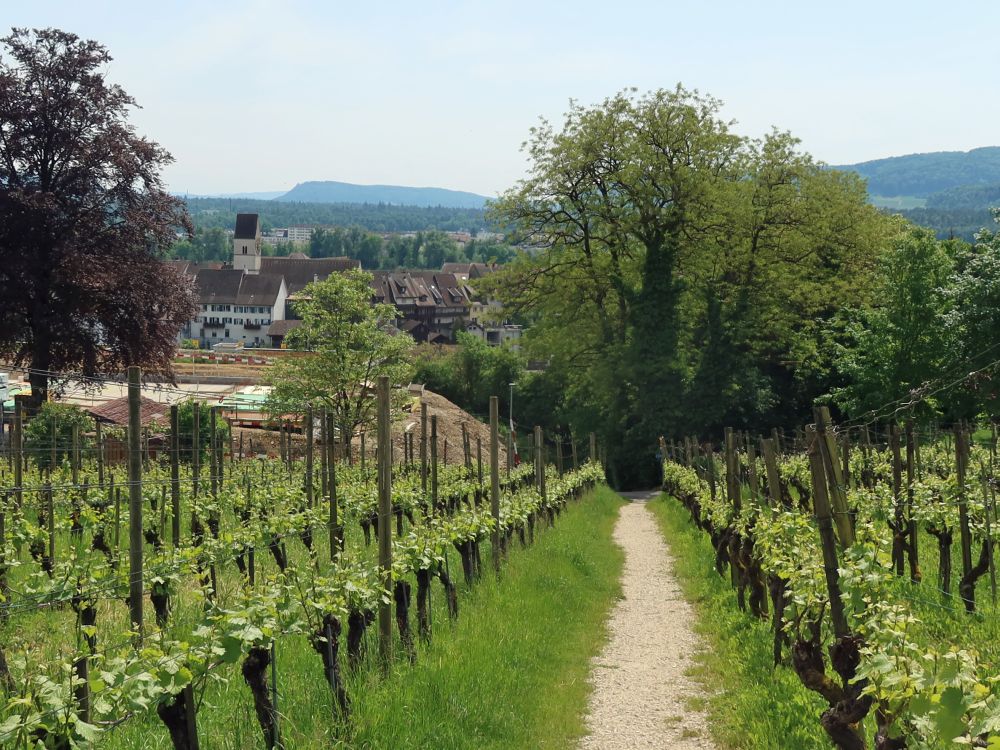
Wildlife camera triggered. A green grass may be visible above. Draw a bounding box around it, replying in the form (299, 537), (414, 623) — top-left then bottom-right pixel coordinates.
(647, 493), (829, 750)
(103, 486), (624, 749)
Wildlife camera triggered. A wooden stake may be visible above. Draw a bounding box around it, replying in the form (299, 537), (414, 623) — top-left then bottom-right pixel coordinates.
(305, 407), (314, 509)
(489, 397), (501, 574)
(127, 366), (144, 640)
(420, 402), (428, 501)
(170, 405), (180, 547)
(376, 376), (393, 667)
(807, 427), (849, 638)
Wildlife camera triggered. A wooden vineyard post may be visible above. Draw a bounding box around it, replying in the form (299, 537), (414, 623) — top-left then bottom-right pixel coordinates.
(889, 423), (905, 576)
(506, 431), (513, 478)
(95, 418), (104, 489)
(71, 424), (80, 487)
(723, 428), (741, 595)
(806, 427), (849, 639)
(420, 402), (428, 502)
(704, 443), (718, 503)
(814, 407), (855, 548)
(535, 426), (547, 512)
(555, 436), (563, 476)
(572, 438), (578, 471)
(209, 407), (218, 498)
(127, 366), (144, 641)
(328, 412), (339, 563)
(589, 432), (597, 465)
(905, 420), (920, 583)
(430, 416), (439, 512)
(192, 402), (200, 497)
(760, 438), (782, 508)
(320, 409), (329, 501)
(489, 397), (501, 574)
(724, 428), (741, 514)
(305, 407), (314, 510)
(771, 427), (782, 456)
(461, 423), (471, 471)
(746, 437), (759, 501)
(376, 376), (393, 668)
(841, 429), (850, 490)
(12, 400), (22, 510)
(170, 405), (181, 547)
(476, 436), (483, 489)
(956, 426), (974, 606)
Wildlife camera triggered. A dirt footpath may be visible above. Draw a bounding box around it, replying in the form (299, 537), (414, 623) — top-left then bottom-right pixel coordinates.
(579, 491), (716, 749)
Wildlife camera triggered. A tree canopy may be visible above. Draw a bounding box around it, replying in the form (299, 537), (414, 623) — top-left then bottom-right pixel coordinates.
(265, 269), (412, 442)
(485, 86), (892, 485)
(0, 28), (196, 407)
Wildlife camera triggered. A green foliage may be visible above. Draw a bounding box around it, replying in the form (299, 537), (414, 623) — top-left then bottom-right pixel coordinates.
(169, 226), (229, 262)
(23, 402), (91, 470)
(176, 400), (230, 459)
(942, 209), (1000, 417)
(487, 87), (890, 486)
(831, 228), (957, 417)
(411, 333), (523, 417)
(266, 269), (413, 438)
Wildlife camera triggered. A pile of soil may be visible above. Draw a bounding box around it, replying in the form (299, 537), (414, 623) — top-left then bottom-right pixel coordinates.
(231, 387), (509, 468)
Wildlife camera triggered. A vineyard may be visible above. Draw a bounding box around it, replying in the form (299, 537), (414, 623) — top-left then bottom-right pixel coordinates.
(0, 373), (603, 749)
(660, 409), (1000, 749)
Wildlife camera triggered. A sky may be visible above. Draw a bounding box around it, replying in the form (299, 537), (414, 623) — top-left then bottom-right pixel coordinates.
(7, 0), (1000, 197)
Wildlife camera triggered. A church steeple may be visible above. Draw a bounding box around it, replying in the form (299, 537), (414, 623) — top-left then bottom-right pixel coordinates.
(232, 213), (261, 273)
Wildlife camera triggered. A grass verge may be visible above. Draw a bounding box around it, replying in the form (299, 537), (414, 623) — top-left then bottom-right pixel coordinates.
(647, 493), (829, 750)
(104, 485), (623, 749)
(341, 484), (624, 749)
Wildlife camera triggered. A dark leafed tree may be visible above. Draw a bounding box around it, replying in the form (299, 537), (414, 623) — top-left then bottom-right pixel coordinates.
(0, 28), (197, 408)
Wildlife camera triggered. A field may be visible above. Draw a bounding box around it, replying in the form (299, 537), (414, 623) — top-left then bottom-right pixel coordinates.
(0, 398), (606, 749)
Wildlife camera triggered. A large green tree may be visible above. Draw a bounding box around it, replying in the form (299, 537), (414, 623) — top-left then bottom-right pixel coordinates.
(487, 87), (890, 486)
(831, 228), (956, 419)
(266, 269), (412, 442)
(940, 210), (1000, 418)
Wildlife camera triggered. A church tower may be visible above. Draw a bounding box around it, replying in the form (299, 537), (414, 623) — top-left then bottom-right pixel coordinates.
(232, 213), (262, 273)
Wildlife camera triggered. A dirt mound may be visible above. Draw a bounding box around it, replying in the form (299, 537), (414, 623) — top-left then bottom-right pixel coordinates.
(231, 387), (509, 467)
(397, 387), (509, 468)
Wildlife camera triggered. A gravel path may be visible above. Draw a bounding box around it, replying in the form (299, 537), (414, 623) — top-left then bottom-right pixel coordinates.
(579, 491), (716, 749)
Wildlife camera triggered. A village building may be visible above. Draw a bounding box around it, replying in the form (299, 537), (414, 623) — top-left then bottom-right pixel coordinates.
(171, 214), (360, 348)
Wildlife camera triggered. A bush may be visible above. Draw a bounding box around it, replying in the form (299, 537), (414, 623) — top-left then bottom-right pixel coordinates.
(23, 402), (92, 470)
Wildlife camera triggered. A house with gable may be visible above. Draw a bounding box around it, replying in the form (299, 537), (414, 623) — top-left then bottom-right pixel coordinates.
(173, 214), (360, 348)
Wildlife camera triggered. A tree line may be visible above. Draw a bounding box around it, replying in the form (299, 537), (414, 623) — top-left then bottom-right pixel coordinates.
(183, 197), (491, 233)
(476, 88), (1000, 487)
(169, 225), (518, 269)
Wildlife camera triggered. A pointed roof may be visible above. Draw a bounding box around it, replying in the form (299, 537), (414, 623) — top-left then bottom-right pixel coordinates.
(234, 213), (260, 240)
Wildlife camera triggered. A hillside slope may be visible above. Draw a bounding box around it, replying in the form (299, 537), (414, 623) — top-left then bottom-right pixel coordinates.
(832, 146), (1000, 198)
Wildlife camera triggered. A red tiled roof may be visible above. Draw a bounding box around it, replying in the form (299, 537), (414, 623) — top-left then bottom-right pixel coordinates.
(87, 396), (169, 427)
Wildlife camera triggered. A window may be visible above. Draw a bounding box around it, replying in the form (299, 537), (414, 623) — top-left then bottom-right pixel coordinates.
(225, 329), (230, 337)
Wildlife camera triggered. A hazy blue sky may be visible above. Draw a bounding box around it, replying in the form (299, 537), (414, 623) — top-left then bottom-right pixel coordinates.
(7, 1), (999, 196)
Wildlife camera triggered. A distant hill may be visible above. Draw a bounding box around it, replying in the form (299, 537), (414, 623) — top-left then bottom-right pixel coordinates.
(832, 147), (1000, 198)
(276, 181), (490, 209)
